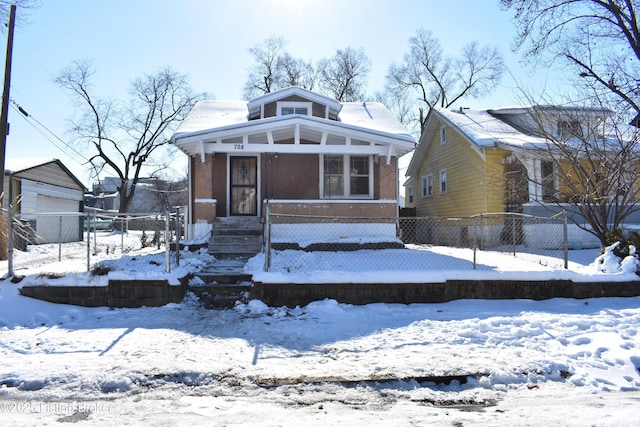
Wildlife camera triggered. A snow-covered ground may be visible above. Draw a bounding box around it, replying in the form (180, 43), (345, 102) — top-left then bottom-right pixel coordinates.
(1, 231), (640, 425)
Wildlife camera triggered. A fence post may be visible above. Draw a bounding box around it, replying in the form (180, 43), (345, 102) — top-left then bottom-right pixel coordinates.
(58, 215), (62, 262)
(86, 213), (90, 272)
(472, 215), (477, 270)
(165, 209), (170, 273)
(7, 205), (13, 277)
(121, 217), (125, 253)
(563, 211), (568, 269)
(93, 210), (97, 255)
(175, 207), (180, 267)
(511, 214), (516, 256)
(154, 215), (159, 249)
(264, 202), (271, 272)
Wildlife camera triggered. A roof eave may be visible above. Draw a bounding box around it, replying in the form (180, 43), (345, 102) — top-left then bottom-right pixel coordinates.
(173, 115), (415, 152)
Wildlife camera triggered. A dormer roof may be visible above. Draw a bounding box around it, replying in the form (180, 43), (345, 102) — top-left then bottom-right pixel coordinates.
(247, 86), (342, 119)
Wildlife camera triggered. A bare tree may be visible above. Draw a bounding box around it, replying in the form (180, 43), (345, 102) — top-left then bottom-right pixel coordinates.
(385, 28), (504, 134)
(0, 0), (39, 26)
(243, 37), (370, 101)
(55, 61), (204, 213)
(243, 36), (315, 98)
(317, 47), (370, 102)
(278, 52), (317, 91)
(502, 92), (640, 245)
(499, 0), (640, 117)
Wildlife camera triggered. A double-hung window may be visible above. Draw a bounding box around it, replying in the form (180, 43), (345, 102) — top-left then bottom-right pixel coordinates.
(439, 169), (447, 194)
(421, 174), (433, 198)
(323, 155), (372, 198)
(440, 124), (447, 145)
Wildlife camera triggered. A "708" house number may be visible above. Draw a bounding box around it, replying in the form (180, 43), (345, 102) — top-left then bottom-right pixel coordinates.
(234, 144), (245, 150)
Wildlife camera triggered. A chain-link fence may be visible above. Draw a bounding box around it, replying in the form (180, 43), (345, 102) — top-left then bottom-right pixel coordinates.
(263, 211), (569, 272)
(1, 209), (184, 276)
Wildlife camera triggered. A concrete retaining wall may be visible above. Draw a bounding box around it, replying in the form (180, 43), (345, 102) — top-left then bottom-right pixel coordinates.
(252, 280), (640, 307)
(19, 277), (189, 308)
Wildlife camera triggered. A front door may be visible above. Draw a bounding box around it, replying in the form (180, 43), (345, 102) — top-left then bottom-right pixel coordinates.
(230, 156), (257, 216)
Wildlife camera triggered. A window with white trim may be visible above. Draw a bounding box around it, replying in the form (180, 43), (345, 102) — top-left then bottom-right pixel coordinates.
(278, 101), (312, 116)
(322, 154), (372, 198)
(407, 186), (414, 204)
(421, 174), (433, 198)
(439, 168), (447, 194)
(440, 124), (447, 145)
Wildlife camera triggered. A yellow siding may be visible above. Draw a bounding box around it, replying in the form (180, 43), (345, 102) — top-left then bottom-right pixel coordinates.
(415, 121), (509, 217)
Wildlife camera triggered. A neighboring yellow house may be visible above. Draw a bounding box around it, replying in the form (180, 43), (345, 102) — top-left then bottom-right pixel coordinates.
(405, 105), (617, 217)
(404, 105), (626, 249)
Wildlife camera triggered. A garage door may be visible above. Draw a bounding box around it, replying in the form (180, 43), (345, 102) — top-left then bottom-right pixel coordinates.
(34, 195), (81, 244)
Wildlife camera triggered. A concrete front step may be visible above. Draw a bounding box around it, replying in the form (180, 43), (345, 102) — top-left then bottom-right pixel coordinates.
(192, 258), (255, 307)
(209, 242), (262, 252)
(211, 231), (262, 238)
(212, 235), (262, 243)
(209, 218), (264, 259)
(189, 282), (252, 309)
(196, 272), (253, 285)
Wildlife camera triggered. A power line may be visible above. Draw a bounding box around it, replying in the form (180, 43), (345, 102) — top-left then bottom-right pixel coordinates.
(9, 99), (89, 164)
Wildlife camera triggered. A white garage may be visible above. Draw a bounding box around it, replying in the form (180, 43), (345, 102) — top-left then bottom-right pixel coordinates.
(3, 159), (86, 244)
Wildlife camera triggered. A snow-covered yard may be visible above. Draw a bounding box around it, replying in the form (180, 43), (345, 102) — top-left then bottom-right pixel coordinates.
(1, 232), (640, 425)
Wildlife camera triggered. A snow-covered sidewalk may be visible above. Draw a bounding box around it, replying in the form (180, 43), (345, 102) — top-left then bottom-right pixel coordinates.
(1, 290), (639, 425)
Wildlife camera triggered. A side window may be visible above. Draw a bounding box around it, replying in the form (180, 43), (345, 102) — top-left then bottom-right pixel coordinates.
(421, 174), (433, 197)
(439, 169), (447, 194)
(408, 186), (414, 204)
(440, 124), (446, 145)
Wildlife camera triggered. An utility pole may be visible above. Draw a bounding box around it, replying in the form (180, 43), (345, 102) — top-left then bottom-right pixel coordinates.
(0, 3), (16, 205)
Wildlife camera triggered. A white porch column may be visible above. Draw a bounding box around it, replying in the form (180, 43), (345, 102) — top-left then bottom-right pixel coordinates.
(522, 157), (542, 202)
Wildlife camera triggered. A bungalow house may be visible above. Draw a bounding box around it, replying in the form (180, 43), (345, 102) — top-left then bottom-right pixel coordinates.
(171, 86), (416, 249)
(3, 158), (86, 244)
(404, 105), (636, 249)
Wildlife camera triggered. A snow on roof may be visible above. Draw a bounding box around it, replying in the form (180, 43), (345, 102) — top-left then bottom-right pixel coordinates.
(173, 99), (415, 144)
(436, 107), (544, 149)
(4, 157), (57, 174)
(173, 100), (248, 136)
(340, 102), (414, 142)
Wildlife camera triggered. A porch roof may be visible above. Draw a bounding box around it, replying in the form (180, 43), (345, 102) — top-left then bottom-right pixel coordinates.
(171, 100), (416, 162)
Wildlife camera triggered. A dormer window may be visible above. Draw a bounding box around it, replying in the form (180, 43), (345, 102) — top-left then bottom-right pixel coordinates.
(278, 101), (312, 116)
(557, 119), (582, 138)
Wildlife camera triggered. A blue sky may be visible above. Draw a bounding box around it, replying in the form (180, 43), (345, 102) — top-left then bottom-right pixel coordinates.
(1, 0), (564, 185)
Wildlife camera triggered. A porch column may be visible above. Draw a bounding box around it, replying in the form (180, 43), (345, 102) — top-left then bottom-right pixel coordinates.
(522, 157), (542, 202)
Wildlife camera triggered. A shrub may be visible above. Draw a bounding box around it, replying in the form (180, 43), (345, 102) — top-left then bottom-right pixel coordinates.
(605, 227), (640, 258)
